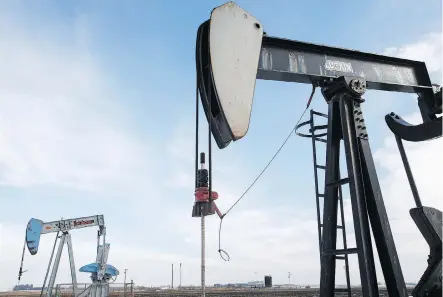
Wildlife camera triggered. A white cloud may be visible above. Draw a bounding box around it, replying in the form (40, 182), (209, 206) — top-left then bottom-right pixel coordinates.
(384, 32), (442, 75)
(0, 13), (151, 194)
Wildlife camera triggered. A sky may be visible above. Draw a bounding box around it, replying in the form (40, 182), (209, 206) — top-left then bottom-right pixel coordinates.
(0, 0), (442, 291)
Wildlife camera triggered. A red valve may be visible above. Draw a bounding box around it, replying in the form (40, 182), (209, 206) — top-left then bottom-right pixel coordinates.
(195, 187), (219, 202)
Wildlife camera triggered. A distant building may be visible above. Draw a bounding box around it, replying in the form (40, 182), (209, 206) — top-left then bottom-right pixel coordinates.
(13, 284), (33, 291)
(248, 281), (265, 288)
(212, 281), (265, 289)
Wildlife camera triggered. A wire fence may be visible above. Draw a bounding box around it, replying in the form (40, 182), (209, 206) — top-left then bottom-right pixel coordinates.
(49, 282), (135, 297)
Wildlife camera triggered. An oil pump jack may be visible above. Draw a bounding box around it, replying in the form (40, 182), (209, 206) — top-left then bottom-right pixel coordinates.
(193, 2), (442, 297)
(18, 215), (119, 297)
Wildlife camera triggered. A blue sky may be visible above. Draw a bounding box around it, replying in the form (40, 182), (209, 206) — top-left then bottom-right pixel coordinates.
(0, 0), (442, 290)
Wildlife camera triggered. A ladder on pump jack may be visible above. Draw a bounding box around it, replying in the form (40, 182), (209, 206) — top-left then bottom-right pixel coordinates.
(296, 110), (352, 296)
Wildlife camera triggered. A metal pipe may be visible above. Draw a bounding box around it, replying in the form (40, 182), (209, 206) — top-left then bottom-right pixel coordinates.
(213, 203), (223, 218)
(65, 234), (78, 297)
(201, 206), (206, 297)
(394, 135), (422, 208)
(124, 269), (128, 297)
(40, 232), (60, 297)
(97, 231), (100, 255)
(46, 233), (67, 297)
(131, 280), (134, 297)
(199, 153), (206, 297)
(102, 227), (106, 246)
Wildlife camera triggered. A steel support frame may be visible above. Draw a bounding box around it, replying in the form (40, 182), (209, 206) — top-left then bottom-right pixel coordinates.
(66, 234), (79, 297)
(46, 233), (66, 297)
(320, 82), (408, 297)
(46, 232), (79, 297)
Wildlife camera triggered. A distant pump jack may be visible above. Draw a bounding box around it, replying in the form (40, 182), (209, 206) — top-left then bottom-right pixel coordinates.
(19, 215), (119, 297)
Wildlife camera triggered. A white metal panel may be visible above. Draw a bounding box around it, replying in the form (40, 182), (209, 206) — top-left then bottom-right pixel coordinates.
(209, 2), (263, 140)
(41, 215), (104, 234)
(102, 243), (110, 265)
(96, 243), (110, 281)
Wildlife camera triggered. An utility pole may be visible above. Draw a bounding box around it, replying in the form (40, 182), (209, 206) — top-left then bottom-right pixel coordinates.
(130, 280), (134, 297)
(288, 272), (292, 285)
(171, 264), (174, 289)
(123, 269), (128, 297)
(179, 263), (182, 288)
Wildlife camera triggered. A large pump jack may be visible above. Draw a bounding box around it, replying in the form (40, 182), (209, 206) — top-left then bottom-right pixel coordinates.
(194, 2), (442, 297)
(19, 215), (119, 297)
